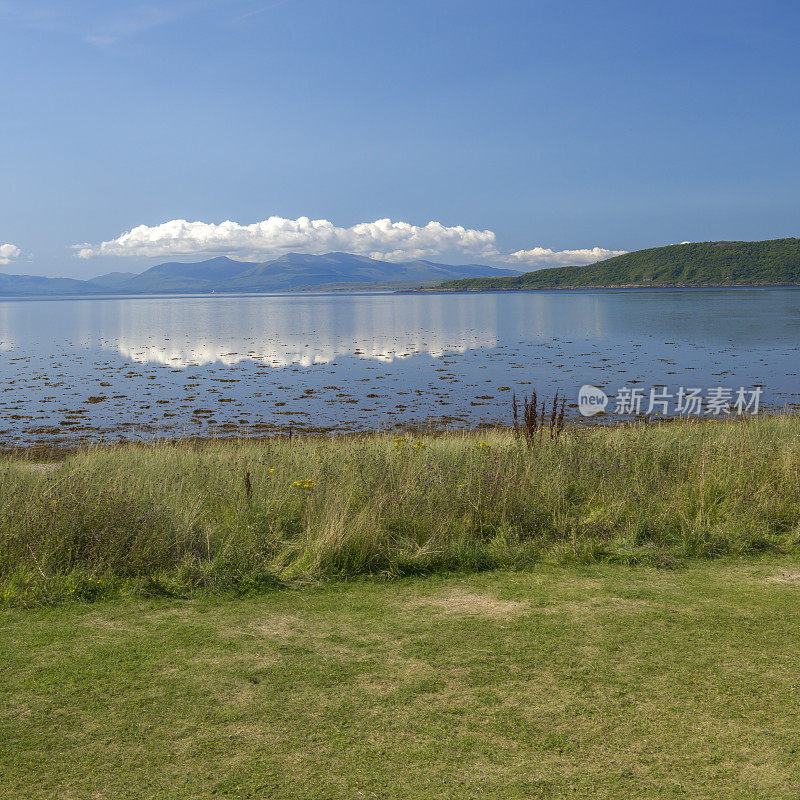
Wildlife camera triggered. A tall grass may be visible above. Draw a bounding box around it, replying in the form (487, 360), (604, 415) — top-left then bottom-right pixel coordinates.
(2, 415), (800, 604)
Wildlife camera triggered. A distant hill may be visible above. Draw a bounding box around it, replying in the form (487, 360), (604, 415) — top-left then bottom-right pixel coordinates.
(6, 241), (800, 297)
(119, 256), (259, 292)
(0, 272), (92, 296)
(86, 271), (138, 288)
(87, 272), (137, 288)
(224, 252), (519, 291)
(434, 238), (800, 291)
(227, 252), (412, 291)
(0, 253), (519, 296)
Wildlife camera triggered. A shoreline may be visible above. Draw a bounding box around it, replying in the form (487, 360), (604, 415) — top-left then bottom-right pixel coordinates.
(404, 282), (800, 293)
(0, 411), (787, 459)
(3, 282), (800, 301)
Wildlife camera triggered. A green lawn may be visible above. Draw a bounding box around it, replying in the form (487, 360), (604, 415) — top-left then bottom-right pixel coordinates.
(3, 558), (800, 798)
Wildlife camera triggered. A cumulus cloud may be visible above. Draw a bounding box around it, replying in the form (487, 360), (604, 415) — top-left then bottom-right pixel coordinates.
(505, 246), (627, 267)
(0, 244), (21, 266)
(74, 217), (500, 263)
(74, 215), (625, 267)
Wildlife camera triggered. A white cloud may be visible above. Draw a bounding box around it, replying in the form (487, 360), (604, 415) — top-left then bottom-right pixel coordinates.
(74, 215), (626, 267)
(0, 243), (21, 266)
(0, 1), (214, 46)
(83, 3), (192, 46)
(75, 217), (500, 263)
(505, 246), (627, 267)
(233, 0), (296, 23)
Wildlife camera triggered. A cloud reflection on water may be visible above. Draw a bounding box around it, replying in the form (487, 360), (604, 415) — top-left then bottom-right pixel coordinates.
(103, 293), (502, 367)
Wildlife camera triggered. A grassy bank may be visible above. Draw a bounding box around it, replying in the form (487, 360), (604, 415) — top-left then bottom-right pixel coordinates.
(2, 416), (800, 605)
(3, 560), (800, 798)
(433, 237), (800, 290)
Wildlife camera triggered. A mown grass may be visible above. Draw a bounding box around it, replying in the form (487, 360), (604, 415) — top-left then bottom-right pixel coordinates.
(2, 415), (800, 605)
(2, 560), (800, 798)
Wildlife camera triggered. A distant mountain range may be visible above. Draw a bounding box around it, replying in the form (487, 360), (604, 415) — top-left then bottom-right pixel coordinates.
(433, 238), (800, 291)
(0, 253), (519, 296)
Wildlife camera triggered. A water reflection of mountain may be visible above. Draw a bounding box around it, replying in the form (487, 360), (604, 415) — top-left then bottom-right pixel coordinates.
(0, 292), (618, 370)
(103, 294), (501, 367)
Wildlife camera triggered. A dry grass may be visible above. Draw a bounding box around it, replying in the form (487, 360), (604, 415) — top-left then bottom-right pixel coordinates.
(412, 588), (528, 617)
(763, 570), (800, 584)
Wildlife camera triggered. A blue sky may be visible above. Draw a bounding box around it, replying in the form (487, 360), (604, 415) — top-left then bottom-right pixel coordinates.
(1, 0), (799, 277)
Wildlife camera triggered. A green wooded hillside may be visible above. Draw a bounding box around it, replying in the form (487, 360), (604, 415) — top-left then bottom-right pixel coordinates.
(436, 238), (800, 290)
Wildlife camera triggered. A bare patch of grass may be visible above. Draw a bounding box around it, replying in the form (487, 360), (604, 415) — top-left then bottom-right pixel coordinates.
(536, 595), (648, 615)
(252, 613), (305, 639)
(763, 570), (800, 584)
(413, 588), (529, 618)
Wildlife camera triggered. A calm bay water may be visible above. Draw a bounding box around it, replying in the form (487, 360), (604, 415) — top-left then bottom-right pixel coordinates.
(0, 288), (798, 444)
